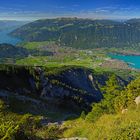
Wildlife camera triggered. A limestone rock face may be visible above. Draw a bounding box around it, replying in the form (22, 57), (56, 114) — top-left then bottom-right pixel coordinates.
(39, 67), (105, 110)
(135, 96), (140, 106)
(0, 65), (128, 110)
(59, 138), (88, 140)
(88, 74), (93, 82)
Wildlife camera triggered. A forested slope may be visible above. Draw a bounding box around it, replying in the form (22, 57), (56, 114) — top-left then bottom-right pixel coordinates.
(11, 18), (140, 49)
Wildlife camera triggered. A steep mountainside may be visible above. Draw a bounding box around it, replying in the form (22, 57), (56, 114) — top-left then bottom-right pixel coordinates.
(63, 74), (140, 140)
(11, 18), (140, 49)
(0, 65), (129, 112)
(0, 64), (139, 139)
(0, 64), (138, 140)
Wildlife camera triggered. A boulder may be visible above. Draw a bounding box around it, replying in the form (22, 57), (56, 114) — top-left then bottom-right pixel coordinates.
(135, 96), (140, 106)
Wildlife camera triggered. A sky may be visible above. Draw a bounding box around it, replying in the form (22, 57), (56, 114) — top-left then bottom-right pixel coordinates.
(0, 0), (140, 21)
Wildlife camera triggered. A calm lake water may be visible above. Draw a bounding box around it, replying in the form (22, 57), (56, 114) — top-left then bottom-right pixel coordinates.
(109, 53), (140, 69)
(0, 29), (21, 45)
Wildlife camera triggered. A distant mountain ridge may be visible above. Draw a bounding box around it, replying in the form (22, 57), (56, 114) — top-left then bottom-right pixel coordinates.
(0, 20), (29, 31)
(10, 18), (140, 49)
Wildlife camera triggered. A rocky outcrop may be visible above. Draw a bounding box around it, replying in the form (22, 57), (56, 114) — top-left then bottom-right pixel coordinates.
(0, 65), (128, 110)
(135, 96), (140, 106)
(59, 138), (88, 140)
(40, 68), (104, 107)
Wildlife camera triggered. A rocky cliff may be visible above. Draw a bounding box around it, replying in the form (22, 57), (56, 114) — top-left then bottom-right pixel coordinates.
(0, 64), (128, 112)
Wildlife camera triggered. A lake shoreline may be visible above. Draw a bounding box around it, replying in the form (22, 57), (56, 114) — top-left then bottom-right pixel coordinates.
(0, 29), (22, 45)
(110, 50), (140, 56)
(109, 53), (140, 69)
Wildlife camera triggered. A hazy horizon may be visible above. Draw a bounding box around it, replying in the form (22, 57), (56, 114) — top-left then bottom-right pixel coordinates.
(1, 0), (140, 21)
(0, 17), (138, 22)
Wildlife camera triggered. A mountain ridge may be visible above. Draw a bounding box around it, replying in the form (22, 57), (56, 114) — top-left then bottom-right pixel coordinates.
(0, 64), (130, 111)
(10, 18), (140, 49)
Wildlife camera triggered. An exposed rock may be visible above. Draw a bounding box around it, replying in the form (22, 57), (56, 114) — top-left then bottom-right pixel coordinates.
(88, 74), (93, 82)
(135, 96), (140, 106)
(59, 138), (88, 140)
(0, 65), (129, 110)
(121, 109), (128, 114)
(0, 90), (10, 100)
(16, 95), (41, 105)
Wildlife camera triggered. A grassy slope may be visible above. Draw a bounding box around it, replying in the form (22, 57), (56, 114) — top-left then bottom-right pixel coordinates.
(63, 107), (140, 140)
(63, 77), (140, 139)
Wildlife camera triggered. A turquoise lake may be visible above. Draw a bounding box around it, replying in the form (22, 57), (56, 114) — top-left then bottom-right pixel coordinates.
(0, 29), (21, 45)
(109, 54), (140, 69)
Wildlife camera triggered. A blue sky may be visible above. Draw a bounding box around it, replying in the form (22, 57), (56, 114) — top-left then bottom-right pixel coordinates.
(0, 0), (140, 20)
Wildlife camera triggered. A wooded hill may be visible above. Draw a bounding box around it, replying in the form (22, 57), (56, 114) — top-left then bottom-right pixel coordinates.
(11, 18), (140, 49)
